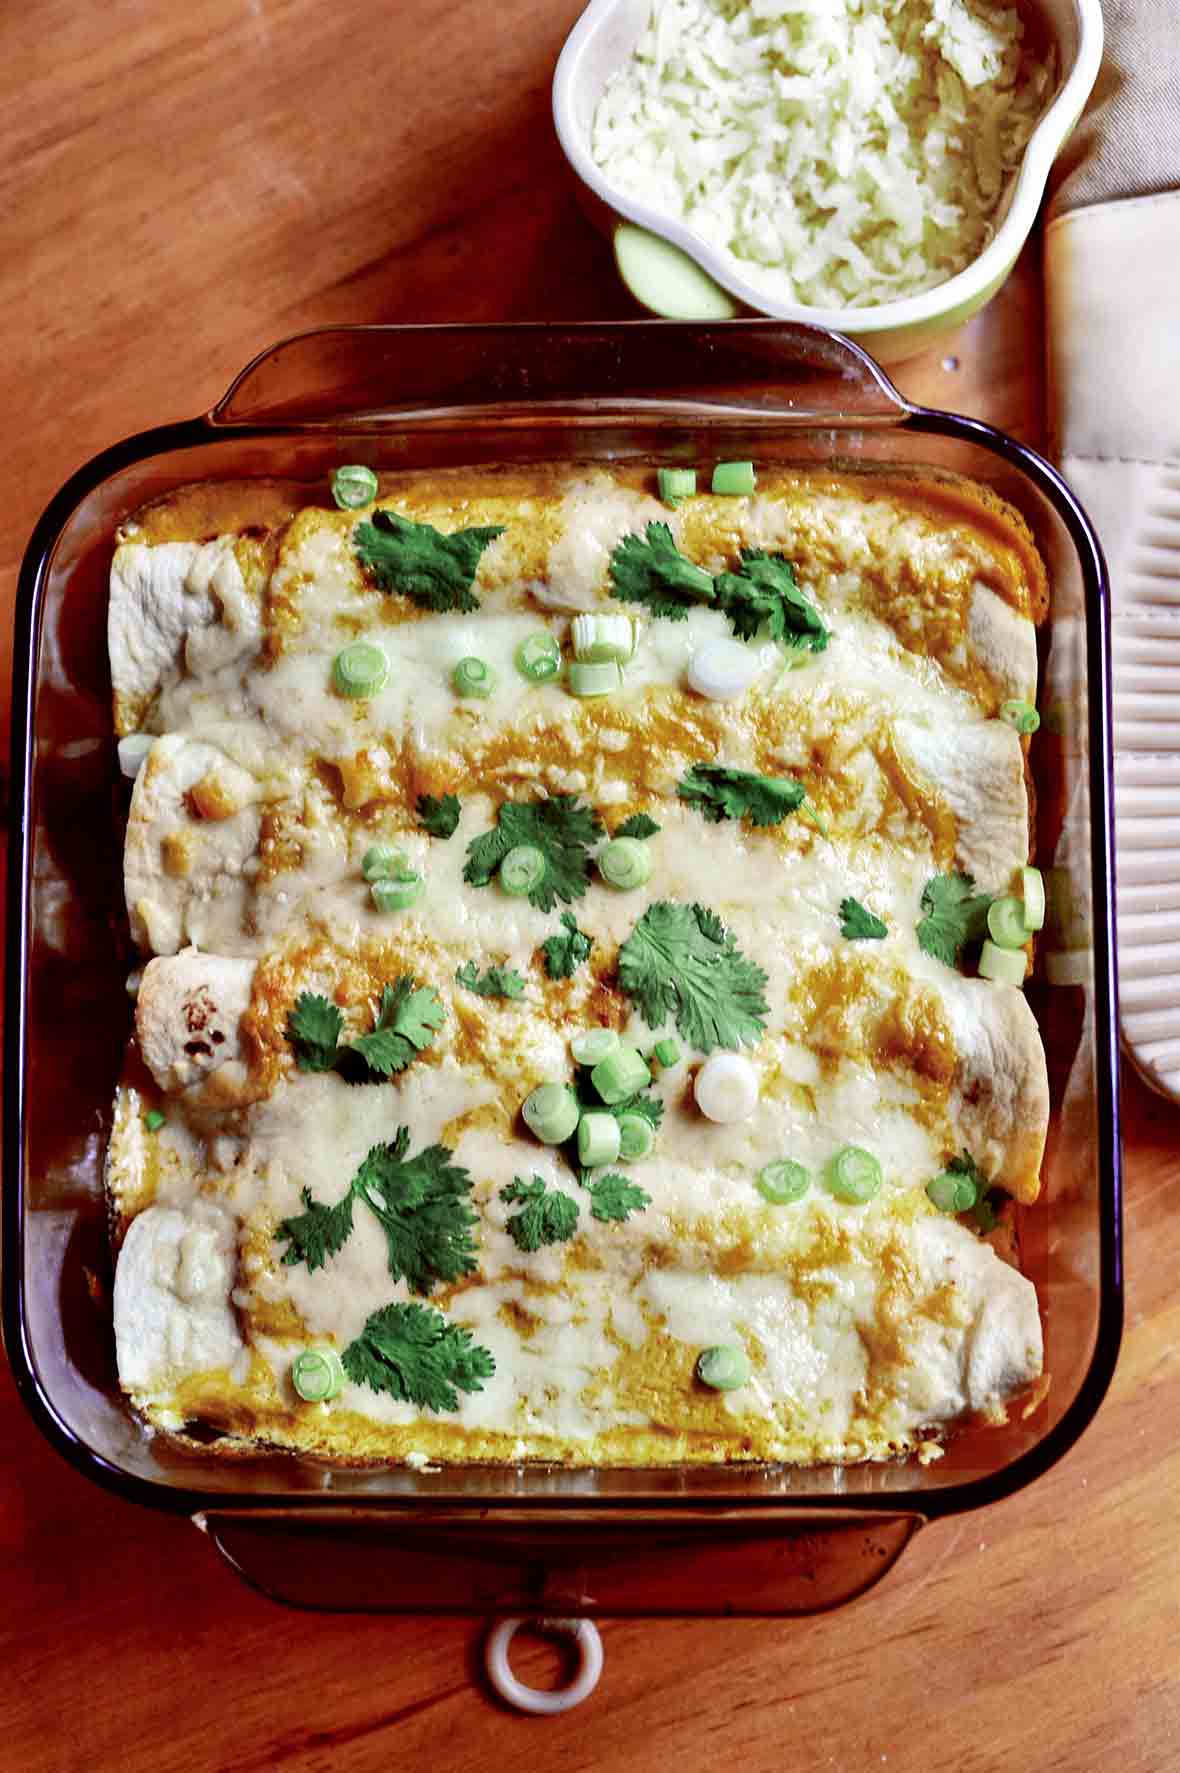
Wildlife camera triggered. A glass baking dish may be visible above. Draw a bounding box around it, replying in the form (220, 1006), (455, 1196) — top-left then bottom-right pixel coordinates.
(3, 322), (1122, 1617)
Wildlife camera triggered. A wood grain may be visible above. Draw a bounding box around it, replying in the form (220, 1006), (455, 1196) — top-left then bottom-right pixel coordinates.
(2, 3), (1177, 1769)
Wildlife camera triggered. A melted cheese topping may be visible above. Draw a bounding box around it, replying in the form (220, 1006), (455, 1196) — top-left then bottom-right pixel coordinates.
(107, 464), (1048, 1465)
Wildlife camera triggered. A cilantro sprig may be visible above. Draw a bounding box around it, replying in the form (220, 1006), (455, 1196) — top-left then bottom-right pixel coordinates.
(276, 1126), (478, 1294)
(500, 1175), (579, 1252)
(678, 764), (808, 829)
(609, 522), (715, 620)
(916, 872), (992, 970)
(584, 1172), (651, 1223)
(839, 897), (888, 941)
(287, 979), (445, 1083)
(455, 960), (526, 1000)
(417, 792), (461, 839)
(618, 901), (769, 1053)
(464, 795), (604, 912)
(353, 510), (504, 614)
(541, 912), (594, 980)
(714, 550), (829, 651)
(343, 1302), (495, 1413)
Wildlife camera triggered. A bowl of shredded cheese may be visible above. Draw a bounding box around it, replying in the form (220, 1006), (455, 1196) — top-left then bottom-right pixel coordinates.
(554, 0), (1102, 360)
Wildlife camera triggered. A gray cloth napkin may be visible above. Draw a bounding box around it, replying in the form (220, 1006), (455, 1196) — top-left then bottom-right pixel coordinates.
(1044, 0), (1180, 1100)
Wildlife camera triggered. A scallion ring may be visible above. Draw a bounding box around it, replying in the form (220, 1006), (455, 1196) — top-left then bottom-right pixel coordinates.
(590, 1044), (651, 1105)
(1000, 699), (1040, 736)
(499, 844), (546, 897)
(291, 1347), (346, 1402)
(453, 656), (496, 699)
(522, 1083), (580, 1145)
(570, 1028), (621, 1067)
(658, 466), (697, 506)
(598, 837), (652, 892)
(617, 1113), (656, 1161)
(652, 1037), (681, 1067)
(1021, 865), (1046, 932)
(696, 1345), (750, 1391)
(711, 460), (756, 497)
(361, 844), (407, 883)
(979, 939), (1028, 985)
(143, 1109), (166, 1133)
(333, 640), (389, 700)
(330, 465), (378, 510)
(567, 660), (622, 699)
(987, 895), (1030, 952)
(515, 631), (562, 683)
(577, 1111), (622, 1168)
(926, 1173), (978, 1215)
(825, 1145), (883, 1204)
(756, 1160), (810, 1205)
(370, 872), (424, 913)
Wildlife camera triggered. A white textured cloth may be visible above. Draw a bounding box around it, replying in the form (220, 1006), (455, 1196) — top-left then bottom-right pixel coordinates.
(1045, 2), (1180, 1099)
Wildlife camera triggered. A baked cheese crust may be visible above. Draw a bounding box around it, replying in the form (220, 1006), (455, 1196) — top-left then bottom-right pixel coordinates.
(106, 465), (1048, 1465)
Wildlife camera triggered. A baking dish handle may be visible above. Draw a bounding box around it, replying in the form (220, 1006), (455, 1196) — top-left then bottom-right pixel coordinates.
(208, 321), (911, 429)
(194, 1506), (924, 1616)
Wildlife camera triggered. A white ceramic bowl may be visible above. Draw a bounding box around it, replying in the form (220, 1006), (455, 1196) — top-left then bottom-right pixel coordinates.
(554, 0), (1103, 362)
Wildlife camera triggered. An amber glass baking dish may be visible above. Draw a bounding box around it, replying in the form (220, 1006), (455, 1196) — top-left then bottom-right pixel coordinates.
(3, 323), (1121, 1615)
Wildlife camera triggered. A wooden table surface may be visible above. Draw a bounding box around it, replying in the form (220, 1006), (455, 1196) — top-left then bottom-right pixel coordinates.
(3, 3), (1178, 1768)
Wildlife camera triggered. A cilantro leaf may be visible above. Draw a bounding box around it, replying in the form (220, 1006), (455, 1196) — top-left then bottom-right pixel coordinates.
(343, 978), (446, 1081)
(288, 978), (444, 1083)
(584, 1172), (651, 1224)
(342, 1302), (495, 1413)
(464, 795), (604, 912)
(618, 900), (769, 1053)
(455, 960), (526, 1000)
(542, 912), (594, 980)
(839, 897), (888, 941)
(916, 872), (992, 969)
(500, 1175), (580, 1252)
(417, 792), (461, 839)
(352, 1132), (479, 1294)
(678, 764), (807, 828)
(286, 993), (345, 1073)
(714, 550), (829, 651)
(609, 523), (715, 621)
(353, 510), (504, 614)
(615, 813), (661, 840)
(276, 1185), (356, 1272)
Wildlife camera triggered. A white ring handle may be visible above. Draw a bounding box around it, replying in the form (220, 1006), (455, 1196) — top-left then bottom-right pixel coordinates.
(484, 1616), (604, 1715)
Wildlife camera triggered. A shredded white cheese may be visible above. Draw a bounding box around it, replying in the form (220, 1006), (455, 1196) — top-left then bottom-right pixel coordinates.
(591, 0), (1052, 309)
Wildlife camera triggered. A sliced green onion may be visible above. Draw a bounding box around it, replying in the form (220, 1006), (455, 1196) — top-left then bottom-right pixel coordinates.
(591, 1044), (651, 1105)
(371, 872), (424, 913)
(696, 1345), (750, 1391)
(979, 939), (1027, 985)
(1000, 699), (1040, 736)
(333, 640), (389, 699)
(522, 1083), (580, 1145)
(453, 656), (496, 699)
(571, 613), (635, 663)
(926, 1172), (978, 1215)
(1021, 865), (1046, 932)
(756, 1160), (810, 1205)
(826, 1145), (883, 1204)
(568, 660), (622, 699)
(598, 836), (652, 891)
(499, 844), (546, 896)
(617, 1114), (656, 1161)
(686, 639), (760, 702)
(291, 1347), (346, 1402)
(143, 1109), (166, 1133)
(652, 1038), (681, 1067)
(570, 1028), (621, 1067)
(712, 460), (756, 497)
(987, 896), (1029, 951)
(361, 844), (407, 883)
(330, 465), (378, 510)
(578, 1111), (622, 1168)
(658, 466), (697, 506)
(515, 631), (562, 682)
